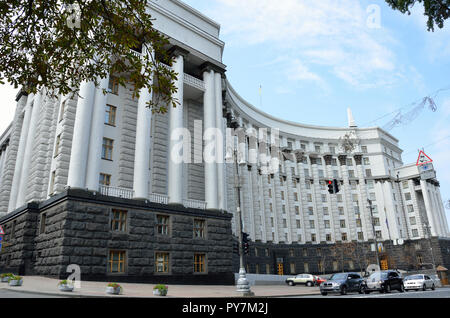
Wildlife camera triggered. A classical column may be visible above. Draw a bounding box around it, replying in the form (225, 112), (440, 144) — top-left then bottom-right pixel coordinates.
(420, 180), (437, 237)
(133, 46), (154, 200)
(214, 72), (225, 211)
(168, 51), (187, 205)
(16, 91), (43, 207)
(203, 68), (218, 210)
(67, 81), (96, 189)
(85, 75), (110, 191)
(8, 93), (34, 211)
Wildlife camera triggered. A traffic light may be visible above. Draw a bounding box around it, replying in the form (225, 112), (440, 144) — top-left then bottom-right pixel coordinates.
(242, 232), (250, 255)
(327, 180), (334, 194)
(327, 180), (340, 194)
(333, 179), (340, 194)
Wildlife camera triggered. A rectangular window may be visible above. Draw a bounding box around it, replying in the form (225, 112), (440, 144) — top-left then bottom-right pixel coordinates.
(281, 191), (285, 200)
(304, 262), (310, 273)
(412, 229), (419, 237)
(376, 231), (382, 239)
(110, 210), (127, 232)
(296, 220), (301, 228)
(59, 100), (66, 122)
(326, 234), (332, 241)
(315, 145), (321, 153)
(307, 194), (312, 202)
(338, 207), (345, 215)
(348, 170), (355, 178)
(193, 219), (206, 238)
(282, 205), (286, 213)
(39, 213), (47, 235)
(156, 215), (170, 236)
(405, 193), (412, 201)
(407, 205), (414, 213)
(303, 248), (308, 257)
(323, 207), (329, 215)
(362, 146), (368, 153)
(108, 250), (126, 273)
(308, 207), (314, 216)
(321, 194), (327, 203)
(410, 217), (417, 225)
(99, 173), (111, 186)
(305, 180), (311, 189)
(340, 220), (346, 228)
(402, 181), (409, 189)
(356, 218), (362, 228)
(373, 217), (380, 226)
(49, 171), (56, 195)
(311, 234), (316, 242)
(54, 134), (61, 157)
(304, 169), (310, 178)
(266, 264), (271, 274)
(346, 159), (353, 166)
(318, 169), (324, 178)
(105, 105), (117, 126)
(367, 180), (374, 189)
(294, 192), (298, 201)
(363, 157), (370, 165)
(324, 220), (330, 229)
(341, 233), (348, 241)
(329, 146), (336, 154)
(155, 252), (170, 273)
(268, 188), (272, 198)
(295, 206), (300, 215)
(290, 263), (296, 274)
(365, 169), (372, 177)
(358, 232), (364, 240)
(352, 194), (359, 202)
(309, 220), (315, 229)
(108, 76), (119, 95)
(102, 138), (114, 160)
(337, 194), (343, 202)
(194, 254), (206, 273)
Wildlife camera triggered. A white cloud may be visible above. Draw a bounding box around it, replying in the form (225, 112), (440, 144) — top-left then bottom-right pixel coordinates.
(209, 0), (402, 88)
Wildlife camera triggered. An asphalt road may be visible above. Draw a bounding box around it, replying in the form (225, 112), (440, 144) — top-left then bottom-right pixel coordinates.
(289, 287), (450, 298)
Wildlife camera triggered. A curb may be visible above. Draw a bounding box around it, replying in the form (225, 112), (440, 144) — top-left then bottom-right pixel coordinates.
(0, 287), (322, 298)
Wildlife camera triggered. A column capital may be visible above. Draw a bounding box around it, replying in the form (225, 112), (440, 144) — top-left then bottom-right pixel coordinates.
(200, 61), (226, 76)
(168, 45), (190, 59)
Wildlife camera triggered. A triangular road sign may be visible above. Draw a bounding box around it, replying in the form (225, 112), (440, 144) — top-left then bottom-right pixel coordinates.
(0, 225), (4, 235)
(416, 150), (433, 166)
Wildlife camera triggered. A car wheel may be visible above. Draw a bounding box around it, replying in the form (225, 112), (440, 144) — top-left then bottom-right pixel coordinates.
(340, 286), (347, 296)
(399, 284), (405, 293)
(431, 284), (435, 291)
(288, 281), (295, 286)
(422, 284), (427, 291)
(321, 292), (328, 296)
(306, 281), (313, 287)
(359, 285), (365, 294)
(364, 290), (371, 294)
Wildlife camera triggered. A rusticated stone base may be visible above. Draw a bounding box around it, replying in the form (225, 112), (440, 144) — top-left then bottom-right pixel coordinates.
(0, 189), (235, 285)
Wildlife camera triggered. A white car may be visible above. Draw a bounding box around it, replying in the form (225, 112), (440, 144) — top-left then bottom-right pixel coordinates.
(285, 274), (315, 287)
(403, 274), (436, 291)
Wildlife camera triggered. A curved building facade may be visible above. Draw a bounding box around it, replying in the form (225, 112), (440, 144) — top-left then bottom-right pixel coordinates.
(0, 0), (448, 280)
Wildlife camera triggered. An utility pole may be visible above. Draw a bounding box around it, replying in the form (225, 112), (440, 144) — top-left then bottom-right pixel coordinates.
(367, 199), (380, 267)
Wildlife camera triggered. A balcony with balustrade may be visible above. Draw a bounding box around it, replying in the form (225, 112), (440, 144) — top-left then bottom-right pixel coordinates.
(98, 185), (207, 210)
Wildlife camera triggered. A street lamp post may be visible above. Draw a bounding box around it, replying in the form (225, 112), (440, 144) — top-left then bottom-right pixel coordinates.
(226, 125), (254, 297)
(423, 220), (436, 271)
(367, 199), (380, 268)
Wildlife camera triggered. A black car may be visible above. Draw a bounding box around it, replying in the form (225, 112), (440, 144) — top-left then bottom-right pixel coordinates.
(320, 272), (365, 296)
(363, 270), (405, 293)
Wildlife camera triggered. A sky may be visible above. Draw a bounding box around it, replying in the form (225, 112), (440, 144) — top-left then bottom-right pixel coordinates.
(0, 0), (449, 226)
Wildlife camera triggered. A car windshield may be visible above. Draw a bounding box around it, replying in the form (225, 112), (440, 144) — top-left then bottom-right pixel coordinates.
(330, 273), (347, 280)
(405, 275), (423, 280)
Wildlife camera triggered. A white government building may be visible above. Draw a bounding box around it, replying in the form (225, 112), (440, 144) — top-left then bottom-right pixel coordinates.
(0, 0), (448, 249)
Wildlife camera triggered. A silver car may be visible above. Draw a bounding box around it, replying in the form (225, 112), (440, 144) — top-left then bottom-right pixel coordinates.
(403, 274), (436, 291)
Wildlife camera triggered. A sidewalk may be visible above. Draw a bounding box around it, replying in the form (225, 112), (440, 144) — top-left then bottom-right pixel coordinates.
(0, 276), (321, 298)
